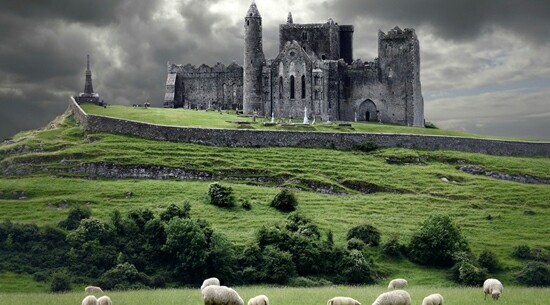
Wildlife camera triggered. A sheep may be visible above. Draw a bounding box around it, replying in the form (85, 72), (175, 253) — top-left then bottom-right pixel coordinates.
(82, 295), (98, 305)
(421, 293), (444, 305)
(85, 286), (103, 294)
(201, 277), (221, 290)
(371, 290), (411, 305)
(483, 278), (503, 301)
(202, 285), (244, 305)
(97, 296), (112, 305)
(327, 296), (361, 305)
(248, 294), (269, 305)
(387, 278), (408, 289)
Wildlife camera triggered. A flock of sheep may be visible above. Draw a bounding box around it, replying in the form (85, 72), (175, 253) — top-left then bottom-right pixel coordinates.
(79, 277), (503, 305)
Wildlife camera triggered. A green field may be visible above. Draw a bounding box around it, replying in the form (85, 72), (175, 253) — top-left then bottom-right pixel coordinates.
(1, 286), (549, 305)
(0, 111), (549, 292)
(80, 104), (547, 141)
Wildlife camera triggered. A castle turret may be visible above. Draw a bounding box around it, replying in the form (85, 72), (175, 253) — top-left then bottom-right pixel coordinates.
(287, 12), (293, 24)
(243, 1), (266, 115)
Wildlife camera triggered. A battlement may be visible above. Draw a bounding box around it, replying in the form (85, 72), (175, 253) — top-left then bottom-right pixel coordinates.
(339, 25), (354, 32)
(378, 26), (416, 41)
(169, 62), (242, 76)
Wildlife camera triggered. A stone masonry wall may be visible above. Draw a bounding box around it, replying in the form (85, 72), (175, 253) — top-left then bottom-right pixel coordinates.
(69, 97), (550, 157)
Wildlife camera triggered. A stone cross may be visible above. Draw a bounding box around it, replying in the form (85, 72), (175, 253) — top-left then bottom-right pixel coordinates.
(303, 107), (309, 124)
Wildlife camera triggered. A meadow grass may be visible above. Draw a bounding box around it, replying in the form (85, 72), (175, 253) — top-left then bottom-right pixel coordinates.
(1, 286), (549, 305)
(1, 112), (549, 292)
(80, 104), (548, 141)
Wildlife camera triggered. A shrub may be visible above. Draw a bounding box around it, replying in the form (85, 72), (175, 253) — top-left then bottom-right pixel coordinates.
(241, 200), (252, 210)
(347, 238), (366, 251)
(270, 189), (298, 212)
(515, 261), (550, 286)
(58, 205), (92, 230)
(478, 249), (501, 273)
(337, 249), (379, 284)
(261, 246), (296, 284)
(512, 245), (532, 260)
(98, 262), (150, 290)
(208, 183), (235, 208)
(407, 214), (470, 267)
(456, 260), (487, 286)
(50, 270), (72, 293)
(382, 234), (402, 257)
(159, 202), (190, 222)
(288, 276), (333, 287)
(351, 141), (378, 153)
(346, 223), (380, 246)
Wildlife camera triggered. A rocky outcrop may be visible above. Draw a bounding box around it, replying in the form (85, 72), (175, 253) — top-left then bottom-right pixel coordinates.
(459, 165), (550, 184)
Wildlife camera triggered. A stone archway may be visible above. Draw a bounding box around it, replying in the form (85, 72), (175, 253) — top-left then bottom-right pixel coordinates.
(357, 99), (378, 122)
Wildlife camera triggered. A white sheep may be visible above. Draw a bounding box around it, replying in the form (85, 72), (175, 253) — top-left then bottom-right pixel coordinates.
(372, 290), (411, 305)
(97, 296), (112, 305)
(387, 278), (408, 289)
(421, 293), (443, 305)
(483, 278), (503, 301)
(327, 296), (361, 305)
(85, 286), (103, 294)
(201, 277), (221, 290)
(248, 294), (269, 305)
(202, 285), (244, 305)
(82, 295), (98, 305)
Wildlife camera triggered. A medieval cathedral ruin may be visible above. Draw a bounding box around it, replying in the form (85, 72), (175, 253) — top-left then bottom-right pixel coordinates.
(164, 2), (424, 126)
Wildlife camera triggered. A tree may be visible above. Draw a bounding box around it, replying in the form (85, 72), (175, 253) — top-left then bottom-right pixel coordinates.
(50, 270), (72, 292)
(270, 189), (298, 212)
(346, 223), (380, 246)
(58, 205), (92, 230)
(208, 183), (235, 207)
(408, 214), (470, 267)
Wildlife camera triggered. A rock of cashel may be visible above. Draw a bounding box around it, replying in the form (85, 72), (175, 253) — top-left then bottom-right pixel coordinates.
(164, 2), (424, 127)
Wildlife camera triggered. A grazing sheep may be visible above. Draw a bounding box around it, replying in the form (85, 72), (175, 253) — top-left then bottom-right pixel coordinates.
(82, 295), (98, 305)
(202, 285), (244, 305)
(248, 294), (269, 305)
(483, 278), (503, 301)
(97, 296), (112, 305)
(372, 290), (411, 305)
(85, 286), (103, 294)
(422, 293), (443, 305)
(327, 296), (361, 305)
(201, 277), (221, 290)
(387, 279), (408, 289)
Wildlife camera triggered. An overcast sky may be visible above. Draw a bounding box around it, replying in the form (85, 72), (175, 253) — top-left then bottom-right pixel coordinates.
(1, 0), (549, 140)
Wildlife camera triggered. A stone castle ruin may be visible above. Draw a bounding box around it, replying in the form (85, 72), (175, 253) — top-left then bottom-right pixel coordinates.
(164, 2), (424, 127)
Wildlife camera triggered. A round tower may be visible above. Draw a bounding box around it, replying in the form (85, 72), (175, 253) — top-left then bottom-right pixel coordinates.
(243, 1), (265, 115)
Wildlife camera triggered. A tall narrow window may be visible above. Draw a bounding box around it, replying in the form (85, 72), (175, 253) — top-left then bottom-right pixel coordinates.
(290, 76), (295, 99)
(302, 32), (308, 40)
(279, 76), (283, 99)
(314, 75), (319, 86)
(301, 75), (306, 99)
(314, 90), (319, 100)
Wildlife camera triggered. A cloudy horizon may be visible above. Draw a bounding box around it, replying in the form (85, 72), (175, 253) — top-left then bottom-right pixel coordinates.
(0, 0), (549, 140)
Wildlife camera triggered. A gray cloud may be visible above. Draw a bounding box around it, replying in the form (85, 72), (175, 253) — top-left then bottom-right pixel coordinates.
(0, 0), (549, 141)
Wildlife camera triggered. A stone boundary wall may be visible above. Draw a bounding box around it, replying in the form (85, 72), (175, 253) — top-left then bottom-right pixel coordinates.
(69, 97), (550, 157)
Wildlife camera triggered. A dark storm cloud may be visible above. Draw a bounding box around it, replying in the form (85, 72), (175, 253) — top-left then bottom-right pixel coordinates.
(322, 0), (550, 42)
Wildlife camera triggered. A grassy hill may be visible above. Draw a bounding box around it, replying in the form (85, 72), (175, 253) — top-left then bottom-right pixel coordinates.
(0, 110), (549, 292)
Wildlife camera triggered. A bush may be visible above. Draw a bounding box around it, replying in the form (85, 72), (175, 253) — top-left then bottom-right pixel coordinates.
(347, 238), (366, 251)
(159, 202), (190, 222)
(478, 249), (501, 273)
(98, 262), (150, 290)
(241, 200), (252, 210)
(455, 260), (487, 286)
(351, 141), (378, 153)
(512, 245), (532, 260)
(515, 261), (550, 286)
(208, 182), (235, 208)
(261, 246), (296, 284)
(270, 189), (298, 212)
(50, 270), (72, 293)
(337, 249), (379, 284)
(407, 214), (470, 267)
(287, 276), (332, 287)
(346, 223), (380, 246)
(382, 234), (402, 257)
(58, 205), (92, 230)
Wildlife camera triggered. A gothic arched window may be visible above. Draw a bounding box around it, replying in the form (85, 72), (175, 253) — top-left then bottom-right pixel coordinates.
(301, 75), (306, 99)
(290, 75), (295, 99)
(279, 76), (283, 99)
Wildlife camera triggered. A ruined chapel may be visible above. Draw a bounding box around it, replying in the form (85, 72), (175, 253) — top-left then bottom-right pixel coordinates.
(164, 2), (424, 126)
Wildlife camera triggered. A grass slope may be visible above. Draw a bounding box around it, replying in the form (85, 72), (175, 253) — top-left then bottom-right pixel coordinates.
(81, 104), (548, 141)
(0, 111), (549, 292)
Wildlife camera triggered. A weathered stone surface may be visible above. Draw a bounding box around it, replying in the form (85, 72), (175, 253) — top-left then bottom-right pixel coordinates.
(165, 4), (423, 126)
(69, 97), (550, 157)
(459, 165), (550, 184)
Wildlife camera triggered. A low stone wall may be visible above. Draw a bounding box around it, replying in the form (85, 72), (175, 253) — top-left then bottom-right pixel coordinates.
(69, 97), (550, 157)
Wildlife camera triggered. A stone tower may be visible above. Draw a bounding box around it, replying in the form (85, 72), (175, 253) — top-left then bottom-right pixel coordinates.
(378, 27), (424, 127)
(84, 54), (94, 94)
(243, 1), (265, 115)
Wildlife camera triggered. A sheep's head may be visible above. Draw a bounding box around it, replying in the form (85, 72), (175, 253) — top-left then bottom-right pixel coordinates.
(491, 290), (501, 301)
